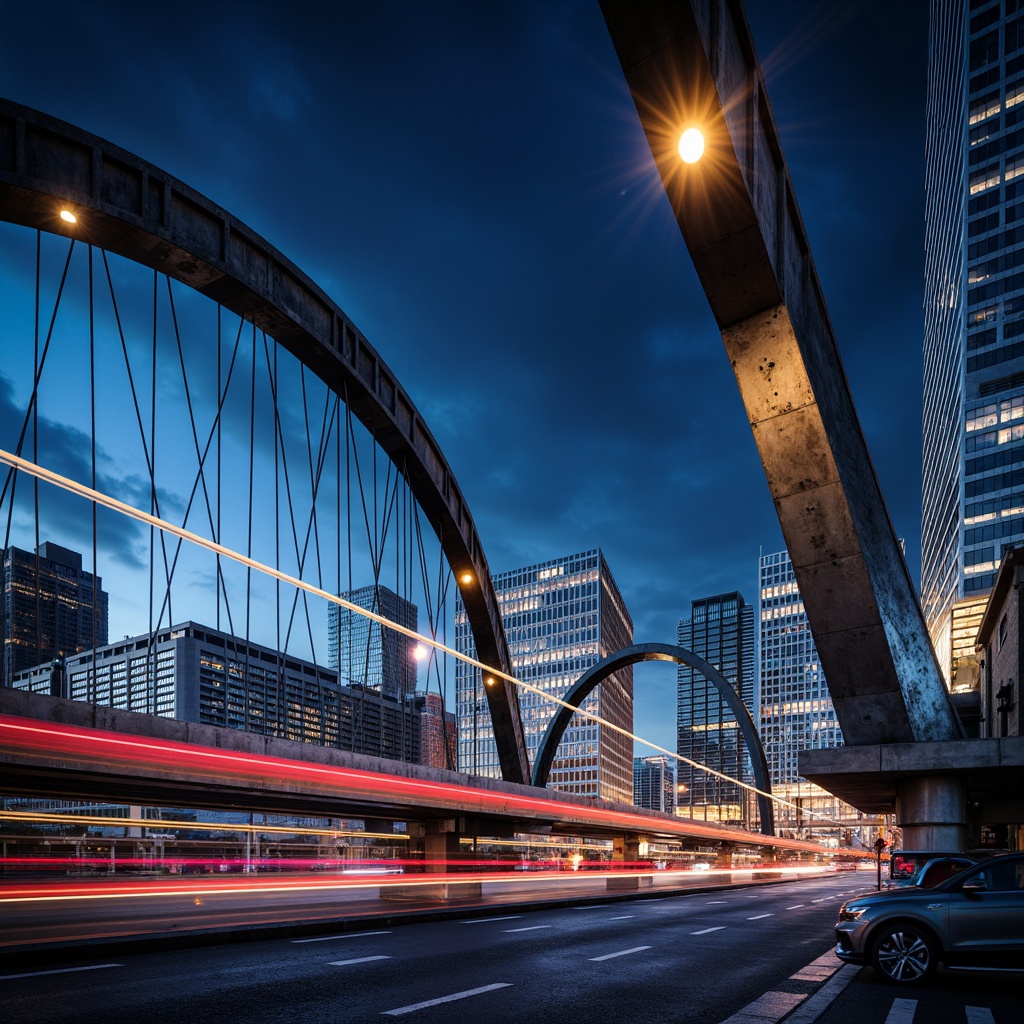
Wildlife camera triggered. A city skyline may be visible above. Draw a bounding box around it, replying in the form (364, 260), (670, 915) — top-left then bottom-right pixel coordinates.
(0, 2), (931, 757)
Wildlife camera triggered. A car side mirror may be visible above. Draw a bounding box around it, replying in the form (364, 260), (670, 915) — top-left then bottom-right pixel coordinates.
(960, 879), (987, 897)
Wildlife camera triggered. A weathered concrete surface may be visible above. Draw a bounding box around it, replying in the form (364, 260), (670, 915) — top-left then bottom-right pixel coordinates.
(0, 97), (528, 784)
(598, 2), (960, 746)
(800, 737), (1024, 822)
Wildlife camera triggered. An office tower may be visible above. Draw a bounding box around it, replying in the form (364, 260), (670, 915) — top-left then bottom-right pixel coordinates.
(13, 621), (421, 761)
(922, 1), (1024, 684)
(417, 691), (458, 770)
(327, 584), (417, 699)
(1, 542), (109, 686)
(676, 592), (755, 826)
(633, 755), (676, 813)
(454, 549), (633, 803)
(759, 549), (872, 841)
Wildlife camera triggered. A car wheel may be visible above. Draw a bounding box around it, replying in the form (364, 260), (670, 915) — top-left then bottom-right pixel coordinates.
(870, 925), (938, 984)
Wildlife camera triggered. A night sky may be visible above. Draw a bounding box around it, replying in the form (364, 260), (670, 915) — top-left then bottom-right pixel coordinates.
(0, 1), (929, 755)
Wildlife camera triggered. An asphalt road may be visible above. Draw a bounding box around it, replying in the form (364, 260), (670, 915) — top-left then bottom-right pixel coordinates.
(2, 874), (864, 1024)
(4, 875), (1021, 1024)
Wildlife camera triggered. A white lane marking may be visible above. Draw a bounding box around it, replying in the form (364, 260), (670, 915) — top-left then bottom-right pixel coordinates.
(505, 925), (551, 933)
(705, 900), (728, 904)
(747, 913), (774, 920)
(811, 898), (829, 903)
(293, 930), (391, 943)
(691, 926), (726, 935)
(588, 945), (651, 962)
(570, 906), (605, 911)
(328, 955), (391, 967)
(965, 1009), (996, 1024)
(608, 915), (634, 920)
(884, 997), (918, 1024)
(382, 983), (512, 1016)
(460, 916), (521, 925)
(0, 963), (123, 981)
(786, 904), (806, 910)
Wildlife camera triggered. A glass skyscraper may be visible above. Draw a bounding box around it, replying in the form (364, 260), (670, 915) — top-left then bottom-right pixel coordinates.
(759, 550), (871, 841)
(923, 0), (1024, 681)
(454, 549), (634, 804)
(633, 755), (676, 813)
(327, 584), (417, 699)
(676, 592), (755, 826)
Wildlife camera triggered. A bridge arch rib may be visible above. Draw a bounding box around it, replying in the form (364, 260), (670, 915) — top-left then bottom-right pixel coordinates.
(531, 642), (775, 836)
(0, 98), (529, 784)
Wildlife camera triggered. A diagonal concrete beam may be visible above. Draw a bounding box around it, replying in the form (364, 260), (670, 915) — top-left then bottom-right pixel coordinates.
(600, 0), (960, 744)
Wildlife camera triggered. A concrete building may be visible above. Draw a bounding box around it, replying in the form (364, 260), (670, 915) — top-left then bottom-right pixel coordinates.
(328, 584), (417, 699)
(975, 546), (1023, 741)
(454, 549), (634, 803)
(12, 621), (422, 762)
(1, 542), (108, 686)
(922, 0), (1024, 687)
(759, 550), (875, 843)
(676, 592), (755, 826)
(633, 755), (676, 813)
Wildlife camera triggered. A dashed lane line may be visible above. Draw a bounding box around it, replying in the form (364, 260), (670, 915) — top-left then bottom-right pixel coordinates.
(691, 926), (726, 935)
(0, 964), (123, 982)
(608, 915), (635, 920)
(884, 997), (918, 1024)
(328, 956), (391, 967)
(293, 930), (391, 943)
(460, 916), (521, 925)
(382, 983), (512, 1016)
(505, 925), (551, 933)
(966, 1008), (997, 1024)
(786, 905), (806, 909)
(588, 945), (652, 962)
(747, 914), (774, 920)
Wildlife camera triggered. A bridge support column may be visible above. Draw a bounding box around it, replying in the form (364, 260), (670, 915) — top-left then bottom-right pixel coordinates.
(384, 819), (482, 902)
(895, 776), (967, 851)
(607, 833), (653, 891)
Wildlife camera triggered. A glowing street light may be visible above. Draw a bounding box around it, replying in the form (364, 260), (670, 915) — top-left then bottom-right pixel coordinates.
(678, 127), (705, 164)
(459, 571), (474, 586)
(59, 209), (77, 224)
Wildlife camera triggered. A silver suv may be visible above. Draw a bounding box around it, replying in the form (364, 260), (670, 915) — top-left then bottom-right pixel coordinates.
(834, 851), (1024, 984)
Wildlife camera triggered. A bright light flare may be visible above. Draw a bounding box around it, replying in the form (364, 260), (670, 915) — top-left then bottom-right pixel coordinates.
(412, 644), (428, 661)
(59, 209), (77, 224)
(678, 127), (705, 164)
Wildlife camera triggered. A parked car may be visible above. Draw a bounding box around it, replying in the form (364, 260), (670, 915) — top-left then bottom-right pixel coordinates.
(884, 849), (963, 888)
(834, 851), (1024, 983)
(914, 856), (977, 888)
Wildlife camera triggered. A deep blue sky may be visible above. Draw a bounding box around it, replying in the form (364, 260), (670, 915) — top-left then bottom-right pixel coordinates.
(0, 1), (929, 755)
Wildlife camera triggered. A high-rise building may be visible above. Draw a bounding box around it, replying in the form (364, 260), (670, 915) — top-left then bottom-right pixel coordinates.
(1, 542), (109, 686)
(417, 691), (458, 770)
(676, 592), (755, 826)
(13, 621), (422, 761)
(922, 1), (1024, 685)
(759, 550), (874, 842)
(454, 549), (633, 803)
(633, 755), (676, 813)
(327, 584), (417, 699)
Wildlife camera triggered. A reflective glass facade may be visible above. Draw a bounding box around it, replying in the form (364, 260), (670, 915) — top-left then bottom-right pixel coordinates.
(327, 584), (417, 699)
(454, 549), (634, 803)
(923, 0), (1024, 678)
(676, 592), (755, 826)
(633, 755), (676, 813)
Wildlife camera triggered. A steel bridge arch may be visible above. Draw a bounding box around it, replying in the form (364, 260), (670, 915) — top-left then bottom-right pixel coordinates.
(531, 642), (775, 836)
(0, 98), (529, 783)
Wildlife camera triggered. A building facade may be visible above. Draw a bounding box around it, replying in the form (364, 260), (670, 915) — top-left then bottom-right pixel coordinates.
(327, 584), (417, 699)
(759, 550), (873, 843)
(1, 542), (109, 686)
(454, 549), (634, 803)
(676, 592), (756, 826)
(633, 755), (676, 813)
(13, 621), (422, 762)
(416, 691), (458, 770)
(922, 0), (1024, 685)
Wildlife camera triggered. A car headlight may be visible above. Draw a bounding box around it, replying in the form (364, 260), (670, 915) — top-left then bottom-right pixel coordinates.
(838, 905), (866, 922)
